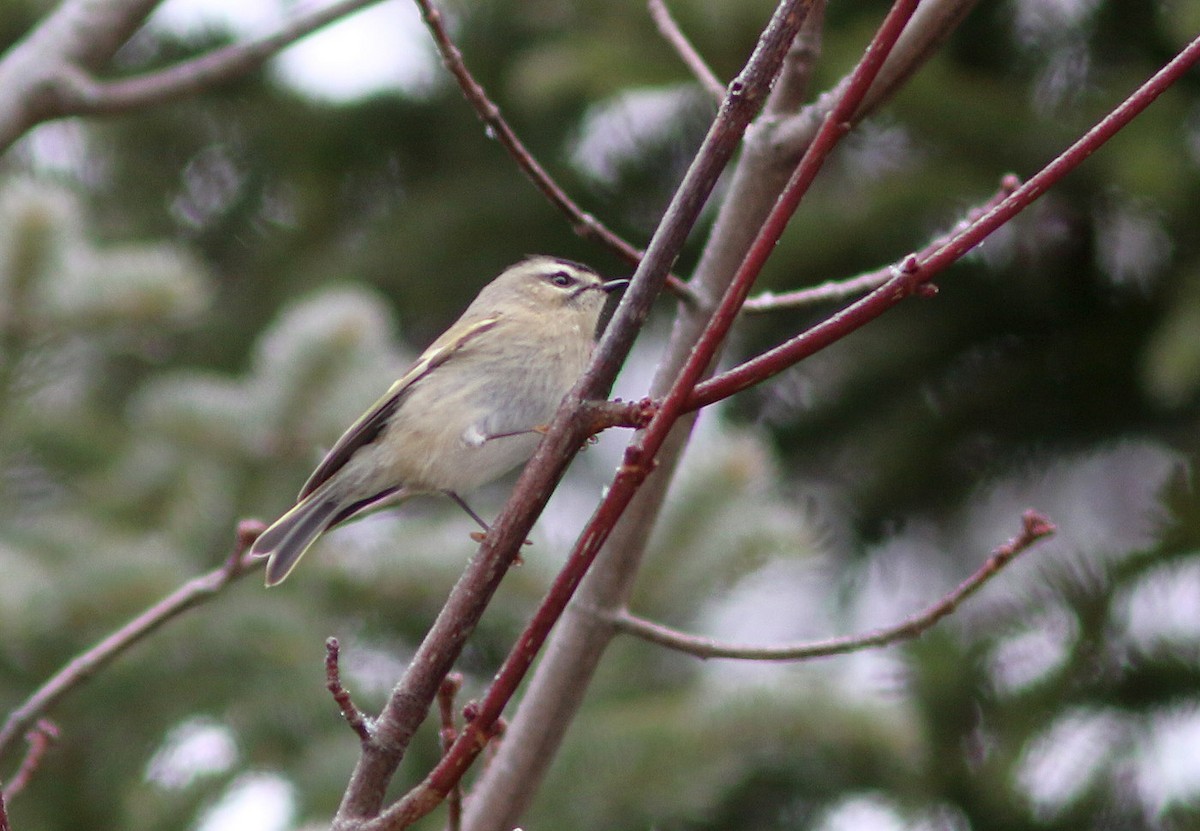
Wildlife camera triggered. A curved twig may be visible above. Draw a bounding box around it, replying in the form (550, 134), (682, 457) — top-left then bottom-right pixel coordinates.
(610, 510), (1056, 660)
(0, 521), (264, 760)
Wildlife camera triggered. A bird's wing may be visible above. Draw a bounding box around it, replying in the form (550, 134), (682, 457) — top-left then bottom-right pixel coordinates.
(297, 314), (503, 499)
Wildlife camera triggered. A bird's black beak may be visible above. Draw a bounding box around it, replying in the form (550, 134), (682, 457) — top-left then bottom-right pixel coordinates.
(600, 278), (630, 293)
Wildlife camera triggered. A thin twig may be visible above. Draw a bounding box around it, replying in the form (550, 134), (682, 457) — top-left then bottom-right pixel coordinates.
(1, 720), (59, 802)
(648, 0), (725, 102)
(339, 3), (817, 828)
(742, 174), (1020, 312)
(436, 674), (464, 831)
(411, 0), (695, 301)
(610, 510), (1056, 660)
(0, 521), (265, 759)
(688, 31), (1200, 411)
(326, 639), (372, 743)
(0, 788), (9, 831)
(376, 1), (912, 826)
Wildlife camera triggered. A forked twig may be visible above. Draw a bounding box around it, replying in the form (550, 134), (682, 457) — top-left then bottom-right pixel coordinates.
(743, 174), (1020, 312)
(610, 510), (1056, 660)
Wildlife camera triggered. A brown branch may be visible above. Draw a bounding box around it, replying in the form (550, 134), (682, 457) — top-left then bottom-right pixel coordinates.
(1, 720), (59, 802)
(689, 30), (1200, 411)
(60, 0), (386, 114)
(374, 2), (915, 827)
(582, 397), (658, 435)
(648, 0), (725, 102)
(0, 0), (385, 154)
(463, 3), (986, 828)
(610, 510), (1056, 660)
(326, 638), (372, 743)
(411, 0), (695, 301)
(435, 674), (464, 831)
(0, 521), (265, 760)
(742, 174), (1020, 313)
(333, 3), (818, 828)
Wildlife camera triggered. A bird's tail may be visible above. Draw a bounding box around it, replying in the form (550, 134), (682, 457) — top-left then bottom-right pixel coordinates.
(252, 489), (344, 586)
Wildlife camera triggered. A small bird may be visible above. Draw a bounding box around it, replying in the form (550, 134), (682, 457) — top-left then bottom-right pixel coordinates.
(251, 255), (627, 586)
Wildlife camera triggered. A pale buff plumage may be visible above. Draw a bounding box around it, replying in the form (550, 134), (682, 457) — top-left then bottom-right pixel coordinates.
(251, 256), (625, 586)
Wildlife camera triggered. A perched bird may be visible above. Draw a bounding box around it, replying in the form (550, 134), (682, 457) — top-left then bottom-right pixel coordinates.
(251, 256), (627, 586)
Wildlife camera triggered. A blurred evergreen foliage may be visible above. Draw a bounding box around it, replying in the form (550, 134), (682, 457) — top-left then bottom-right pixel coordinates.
(1, 0), (1199, 829)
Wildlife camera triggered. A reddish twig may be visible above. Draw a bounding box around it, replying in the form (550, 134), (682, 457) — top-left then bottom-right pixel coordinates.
(410, 0), (695, 300)
(689, 31), (1200, 410)
(611, 510), (1056, 660)
(742, 174), (1020, 312)
(0, 788), (8, 831)
(1, 720), (59, 802)
(648, 0), (725, 101)
(0, 521), (265, 760)
(337, 2), (817, 828)
(326, 639), (372, 743)
(373, 2), (913, 826)
(435, 674), (464, 831)
(582, 397), (658, 435)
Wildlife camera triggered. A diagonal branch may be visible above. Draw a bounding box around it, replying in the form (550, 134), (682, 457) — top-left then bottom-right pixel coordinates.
(610, 510), (1056, 660)
(1, 720), (59, 803)
(411, 0), (694, 300)
(333, 3), (820, 829)
(742, 174), (1020, 313)
(648, 0), (725, 102)
(689, 30), (1200, 411)
(0, 521), (264, 761)
(382, 1), (916, 827)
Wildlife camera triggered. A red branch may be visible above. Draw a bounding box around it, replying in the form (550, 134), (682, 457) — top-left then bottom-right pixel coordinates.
(373, 0), (919, 824)
(689, 32), (1200, 410)
(435, 674), (464, 831)
(1, 720), (59, 802)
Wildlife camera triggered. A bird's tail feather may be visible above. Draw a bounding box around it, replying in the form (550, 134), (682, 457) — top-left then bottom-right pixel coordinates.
(252, 492), (344, 586)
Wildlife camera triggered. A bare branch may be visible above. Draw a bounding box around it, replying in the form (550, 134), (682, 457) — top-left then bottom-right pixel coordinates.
(648, 0), (725, 102)
(378, 3), (915, 827)
(332, 3), (817, 828)
(410, 0), (696, 301)
(0, 0), (383, 154)
(581, 397), (658, 435)
(690, 32), (1200, 411)
(610, 510), (1056, 660)
(765, 0), (825, 114)
(0, 521), (265, 759)
(435, 674), (465, 831)
(742, 174), (1019, 313)
(1, 720), (59, 802)
(326, 638), (372, 743)
(64, 0), (386, 115)
(0, 788), (8, 831)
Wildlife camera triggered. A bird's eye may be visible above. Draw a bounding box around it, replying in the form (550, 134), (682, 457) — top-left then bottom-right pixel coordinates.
(548, 271), (576, 288)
